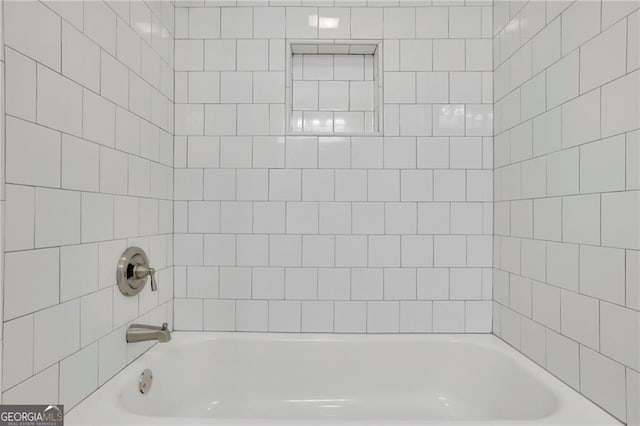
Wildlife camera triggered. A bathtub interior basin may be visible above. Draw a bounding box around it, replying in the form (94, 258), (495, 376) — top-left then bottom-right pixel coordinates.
(67, 333), (621, 425)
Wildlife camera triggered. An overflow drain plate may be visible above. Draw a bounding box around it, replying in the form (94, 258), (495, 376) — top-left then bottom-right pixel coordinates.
(139, 369), (153, 394)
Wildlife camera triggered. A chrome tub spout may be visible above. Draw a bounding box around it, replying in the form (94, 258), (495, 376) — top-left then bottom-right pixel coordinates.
(126, 322), (171, 343)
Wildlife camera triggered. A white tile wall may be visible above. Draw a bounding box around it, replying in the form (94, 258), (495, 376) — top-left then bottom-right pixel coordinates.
(175, 1), (493, 335)
(2, 0), (174, 410)
(3, 1), (633, 420)
(493, 1), (639, 424)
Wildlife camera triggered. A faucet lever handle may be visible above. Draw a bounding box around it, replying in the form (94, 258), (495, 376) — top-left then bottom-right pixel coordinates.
(149, 267), (157, 291)
(133, 265), (158, 292)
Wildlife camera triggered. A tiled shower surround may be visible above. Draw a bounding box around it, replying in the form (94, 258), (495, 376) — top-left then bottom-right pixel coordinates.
(1, 0), (175, 408)
(492, 0), (639, 423)
(0, 1), (635, 424)
(173, 2), (494, 334)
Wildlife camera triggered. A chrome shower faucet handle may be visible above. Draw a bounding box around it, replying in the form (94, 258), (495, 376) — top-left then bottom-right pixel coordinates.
(117, 247), (158, 296)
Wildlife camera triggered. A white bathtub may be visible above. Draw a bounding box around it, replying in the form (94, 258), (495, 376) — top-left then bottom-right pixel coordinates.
(67, 333), (620, 426)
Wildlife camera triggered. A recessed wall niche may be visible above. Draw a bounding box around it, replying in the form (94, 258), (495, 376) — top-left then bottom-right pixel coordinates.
(286, 41), (383, 136)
